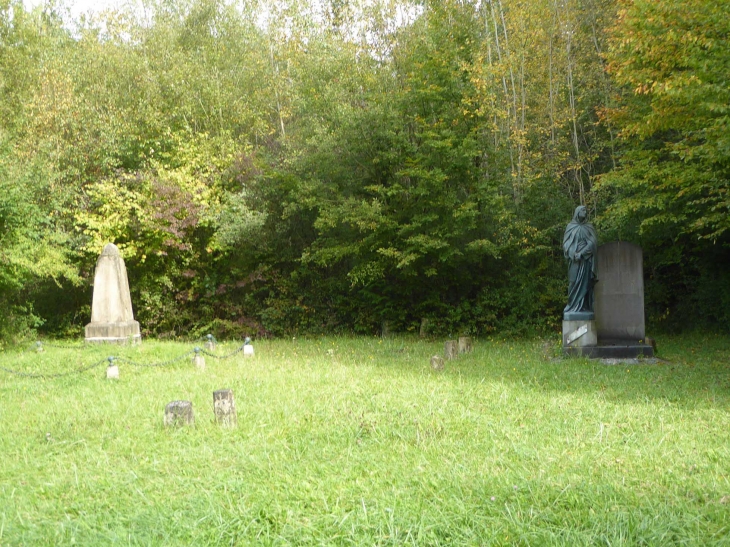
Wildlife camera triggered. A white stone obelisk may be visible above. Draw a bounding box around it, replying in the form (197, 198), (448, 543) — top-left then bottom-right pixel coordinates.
(85, 243), (141, 344)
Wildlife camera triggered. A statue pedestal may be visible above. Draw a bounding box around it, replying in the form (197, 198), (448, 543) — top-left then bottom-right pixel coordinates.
(562, 317), (654, 359)
(563, 319), (597, 351)
(85, 320), (141, 344)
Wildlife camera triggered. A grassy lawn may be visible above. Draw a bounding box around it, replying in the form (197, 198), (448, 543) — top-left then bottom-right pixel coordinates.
(1, 334), (729, 546)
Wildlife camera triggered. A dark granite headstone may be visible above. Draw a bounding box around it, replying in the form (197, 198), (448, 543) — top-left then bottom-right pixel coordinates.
(595, 242), (645, 340)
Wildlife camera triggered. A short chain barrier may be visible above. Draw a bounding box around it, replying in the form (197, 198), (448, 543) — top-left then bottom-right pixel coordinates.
(200, 337), (250, 360)
(0, 358), (109, 379)
(200, 344), (246, 360)
(114, 349), (197, 368)
(0, 336), (250, 379)
(40, 341), (89, 350)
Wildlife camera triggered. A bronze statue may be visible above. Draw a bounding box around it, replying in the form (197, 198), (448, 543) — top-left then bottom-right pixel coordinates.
(563, 205), (597, 319)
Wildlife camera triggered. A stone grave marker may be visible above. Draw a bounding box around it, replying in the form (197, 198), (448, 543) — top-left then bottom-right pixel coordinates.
(444, 340), (458, 360)
(213, 389), (237, 426)
(595, 241), (646, 340)
(458, 336), (473, 354)
(164, 401), (194, 427)
(430, 355), (445, 370)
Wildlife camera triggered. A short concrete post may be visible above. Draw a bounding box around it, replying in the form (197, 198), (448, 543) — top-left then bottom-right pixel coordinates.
(213, 389), (237, 427)
(458, 336), (473, 354)
(204, 334), (216, 351)
(444, 340), (458, 360)
(193, 347), (205, 370)
(106, 356), (119, 379)
(36, 341), (44, 353)
(243, 345), (254, 357)
(430, 355), (445, 371)
(164, 401), (194, 427)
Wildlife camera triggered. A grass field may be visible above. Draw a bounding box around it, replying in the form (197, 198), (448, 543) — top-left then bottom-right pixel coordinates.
(1, 334), (729, 546)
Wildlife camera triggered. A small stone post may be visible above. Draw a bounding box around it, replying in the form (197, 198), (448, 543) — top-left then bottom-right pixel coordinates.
(204, 334), (216, 351)
(213, 389), (237, 426)
(243, 336), (254, 356)
(193, 347), (205, 370)
(430, 355), (445, 371)
(35, 341), (44, 353)
(106, 357), (119, 379)
(164, 401), (194, 427)
(444, 340), (458, 360)
(458, 336), (473, 354)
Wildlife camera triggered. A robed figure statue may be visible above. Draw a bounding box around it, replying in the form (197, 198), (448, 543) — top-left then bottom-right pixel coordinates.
(563, 205), (597, 319)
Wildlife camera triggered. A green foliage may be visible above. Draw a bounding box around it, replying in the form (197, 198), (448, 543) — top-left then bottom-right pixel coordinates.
(2, 0), (727, 337)
(596, 0), (730, 329)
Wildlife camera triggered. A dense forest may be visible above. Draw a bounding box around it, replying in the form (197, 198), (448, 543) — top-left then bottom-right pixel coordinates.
(0, 0), (728, 341)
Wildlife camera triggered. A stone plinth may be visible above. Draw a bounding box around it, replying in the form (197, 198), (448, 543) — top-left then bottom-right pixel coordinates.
(595, 242), (646, 340)
(563, 311), (594, 322)
(565, 340), (654, 359)
(85, 243), (141, 344)
(563, 320), (597, 349)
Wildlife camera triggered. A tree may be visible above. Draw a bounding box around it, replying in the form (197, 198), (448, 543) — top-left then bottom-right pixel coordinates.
(598, 0), (730, 242)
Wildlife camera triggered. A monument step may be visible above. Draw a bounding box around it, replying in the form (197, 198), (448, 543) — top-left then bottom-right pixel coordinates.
(564, 339), (654, 359)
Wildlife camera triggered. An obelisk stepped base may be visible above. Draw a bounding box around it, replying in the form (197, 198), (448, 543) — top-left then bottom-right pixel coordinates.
(85, 321), (141, 344)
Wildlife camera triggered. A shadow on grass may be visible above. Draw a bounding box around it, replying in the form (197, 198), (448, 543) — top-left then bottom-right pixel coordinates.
(365, 333), (730, 410)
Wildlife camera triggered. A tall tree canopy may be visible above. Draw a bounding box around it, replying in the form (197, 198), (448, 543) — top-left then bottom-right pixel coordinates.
(0, 0), (727, 341)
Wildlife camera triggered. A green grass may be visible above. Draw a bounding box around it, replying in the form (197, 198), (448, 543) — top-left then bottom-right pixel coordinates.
(1, 334), (729, 546)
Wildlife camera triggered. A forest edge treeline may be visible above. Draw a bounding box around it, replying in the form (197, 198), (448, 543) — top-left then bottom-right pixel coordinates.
(0, 0), (728, 342)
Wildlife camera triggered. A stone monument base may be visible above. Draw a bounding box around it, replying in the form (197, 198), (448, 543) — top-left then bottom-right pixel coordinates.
(85, 321), (141, 344)
(564, 338), (654, 359)
(562, 319), (597, 349)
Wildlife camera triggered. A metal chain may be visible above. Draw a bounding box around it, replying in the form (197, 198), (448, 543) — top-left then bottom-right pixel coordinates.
(199, 343), (247, 360)
(0, 358), (109, 379)
(38, 341), (89, 350)
(114, 349), (197, 368)
(1, 339), (251, 378)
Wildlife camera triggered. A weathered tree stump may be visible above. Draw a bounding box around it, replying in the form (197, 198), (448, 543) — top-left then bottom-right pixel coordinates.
(164, 401), (194, 427)
(444, 340), (458, 360)
(106, 364), (119, 379)
(213, 389), (237, 426)
(193, 348), (205, 370)
(430, 355), (445, 371)
(458, 336), (473, 354)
